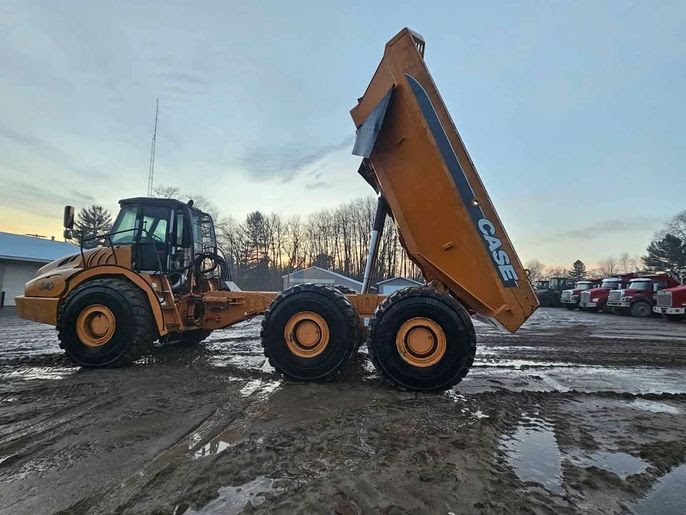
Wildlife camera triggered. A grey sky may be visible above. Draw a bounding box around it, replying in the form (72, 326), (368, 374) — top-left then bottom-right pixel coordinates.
(0, 1), (684, 266)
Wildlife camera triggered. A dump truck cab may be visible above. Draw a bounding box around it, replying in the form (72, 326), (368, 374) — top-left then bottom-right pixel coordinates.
(536, 277), (573, 307)
(607, 274), (680, 317)
(654, 284), (686, 321)
(16, 28), (536, 392)
(107, 197), (223, 288)
(560, 280), (596, 310)
(579, 274), (635, 312)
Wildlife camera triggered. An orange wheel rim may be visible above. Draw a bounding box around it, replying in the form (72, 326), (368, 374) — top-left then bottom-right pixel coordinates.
(284, 311), (330, 358)
(395, 317), (446, 367)
(76, 304), (116, 348)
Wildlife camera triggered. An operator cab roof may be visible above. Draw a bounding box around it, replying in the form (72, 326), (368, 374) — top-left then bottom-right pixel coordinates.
(119, 197), (208, 216)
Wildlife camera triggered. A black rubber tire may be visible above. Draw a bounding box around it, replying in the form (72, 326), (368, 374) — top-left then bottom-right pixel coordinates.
(333, 285), (357, 295)
(260, 283), (360, 382)
(58, 277), (157, 367)
(630, 301), (653, 318)
(367, 286), (476, 392)
(662, 314), (686, 322)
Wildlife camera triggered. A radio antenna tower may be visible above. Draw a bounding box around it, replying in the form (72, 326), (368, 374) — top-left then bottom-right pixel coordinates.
(147, 98), (159, 196)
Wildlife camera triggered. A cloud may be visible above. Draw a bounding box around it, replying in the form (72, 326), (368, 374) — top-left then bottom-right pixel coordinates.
(238, 135), (354, 182)
(304, 180), (331, 190)
(551, 217), (662, 241)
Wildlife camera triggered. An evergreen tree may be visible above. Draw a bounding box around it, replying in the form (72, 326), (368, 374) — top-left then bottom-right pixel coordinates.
(74, 205), (113, 249)
(568, 259), (586, 280)
(643, 233), (686, 276)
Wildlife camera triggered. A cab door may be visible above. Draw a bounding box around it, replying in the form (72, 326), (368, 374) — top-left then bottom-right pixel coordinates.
(134, 205), (172, 272)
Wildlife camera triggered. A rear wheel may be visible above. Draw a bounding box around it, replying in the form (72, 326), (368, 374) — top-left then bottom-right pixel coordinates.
(261, 284), (360, 381)
(630, 301), (653, 318)
(58, 278), (157, 367)
(367, 287), (476, 392)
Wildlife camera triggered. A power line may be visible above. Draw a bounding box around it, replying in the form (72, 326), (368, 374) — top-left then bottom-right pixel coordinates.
(147, 98), (159, 197)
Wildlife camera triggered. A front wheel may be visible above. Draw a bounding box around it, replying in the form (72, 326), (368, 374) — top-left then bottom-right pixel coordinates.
(367, 287), (476, 392)
(58, 278), (157, 367)
(630, 302), (653, 318)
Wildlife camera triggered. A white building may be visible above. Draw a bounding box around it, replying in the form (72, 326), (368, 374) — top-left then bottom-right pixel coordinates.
(377, 276), (424, 295)
(282, 266), (365, 293)
(0, 232), (77, 307)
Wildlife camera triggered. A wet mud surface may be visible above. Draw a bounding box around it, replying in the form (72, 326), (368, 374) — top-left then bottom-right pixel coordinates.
(1, 307), (685, 514)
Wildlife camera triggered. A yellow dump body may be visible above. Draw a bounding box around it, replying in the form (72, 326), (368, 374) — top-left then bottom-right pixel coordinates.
(351, 28), (538, 332)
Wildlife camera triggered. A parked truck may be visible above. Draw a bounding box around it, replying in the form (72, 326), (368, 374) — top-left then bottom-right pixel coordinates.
(560, 279), (598, 310)
(14, 28), (538, 392)
(607, 274), (680, 317)
(654, 284), (686, 321)
(535, 277), (574, 307)
(579, 274), (636, 313)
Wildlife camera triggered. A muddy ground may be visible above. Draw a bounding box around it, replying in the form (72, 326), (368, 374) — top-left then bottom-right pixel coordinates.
(1, 307), (685, 514)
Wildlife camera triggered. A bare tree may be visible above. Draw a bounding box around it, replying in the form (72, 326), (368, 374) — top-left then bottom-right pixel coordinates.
(524, 258), (545, 283)
(598, 256), (618, 276)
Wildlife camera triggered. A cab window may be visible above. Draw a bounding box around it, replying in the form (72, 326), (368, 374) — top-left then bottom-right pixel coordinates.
(110, 206), (139, 244)
(140, 206), (170, 243)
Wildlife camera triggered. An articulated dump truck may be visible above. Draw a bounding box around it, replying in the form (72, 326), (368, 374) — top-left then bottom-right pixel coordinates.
(15, 28), (537, 392)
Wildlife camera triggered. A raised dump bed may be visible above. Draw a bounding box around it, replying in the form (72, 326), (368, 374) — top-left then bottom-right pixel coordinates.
(351, 28), (538, 333)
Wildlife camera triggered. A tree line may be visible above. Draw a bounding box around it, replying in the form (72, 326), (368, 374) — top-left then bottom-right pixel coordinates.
(71, 187), (422, 290)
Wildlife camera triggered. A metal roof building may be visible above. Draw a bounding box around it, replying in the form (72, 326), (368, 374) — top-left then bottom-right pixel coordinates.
(282, 266), (365, 293)
(377, 276), (424, 294)
(0, 232), (77, 307)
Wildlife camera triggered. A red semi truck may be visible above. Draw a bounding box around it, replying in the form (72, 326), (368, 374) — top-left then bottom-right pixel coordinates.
(654, 284), (686, 321)
(560, 280), (598, 310)
(607, 274), (680, 317)
(579, 274), (636, 313)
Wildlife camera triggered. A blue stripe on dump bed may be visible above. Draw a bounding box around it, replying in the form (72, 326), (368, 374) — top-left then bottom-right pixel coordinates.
(405, 74), (518, 287)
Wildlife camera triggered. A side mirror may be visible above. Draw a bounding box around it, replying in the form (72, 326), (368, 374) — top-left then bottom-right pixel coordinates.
(63, 229), (73, 240)
(63, 206), (75, 229)
(653, 284), (660, 292)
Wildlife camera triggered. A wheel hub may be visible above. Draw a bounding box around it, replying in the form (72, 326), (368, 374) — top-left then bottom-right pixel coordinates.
(396, 317), (446, 367)
(76, 304), (116, 348)
(284, 311), (330, 358)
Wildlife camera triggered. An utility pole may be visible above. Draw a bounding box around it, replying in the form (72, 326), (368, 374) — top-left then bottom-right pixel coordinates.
(147, 98), (159, 197)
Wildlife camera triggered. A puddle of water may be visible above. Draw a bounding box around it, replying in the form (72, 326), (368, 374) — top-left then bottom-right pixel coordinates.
(585, 451), (647, 477)
(177, 476), (281, 514)
(0, 367), (77, 381)
(632, 464), (686, 514)
(500, 415), (563, 493)
(239, 379), (281, 398)
(629, 399), (681, 415)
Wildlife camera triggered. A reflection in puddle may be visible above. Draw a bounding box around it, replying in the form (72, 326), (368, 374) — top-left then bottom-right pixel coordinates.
(0, 367), (77, 381)
(573, 451), (647, 477)
(177, 476), (283, 514)
(240, 379), (281, 398)
(629, 399), (681, 415)
(500, 414), (563, 493)
(633, 464), (686, 514)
